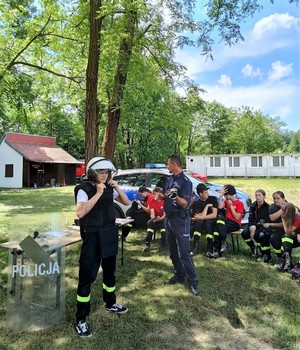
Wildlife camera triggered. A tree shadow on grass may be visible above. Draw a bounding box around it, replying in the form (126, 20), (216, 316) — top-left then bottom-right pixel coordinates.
(0, 229), (299, 350)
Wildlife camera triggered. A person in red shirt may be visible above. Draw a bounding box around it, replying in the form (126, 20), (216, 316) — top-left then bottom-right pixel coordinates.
(280, 202), (300, 273)
(213, 184), (244, 258)
(143, 187), (166, 253)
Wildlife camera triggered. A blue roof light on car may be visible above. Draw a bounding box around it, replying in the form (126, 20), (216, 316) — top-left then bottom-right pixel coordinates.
(145, 163), (167, 169)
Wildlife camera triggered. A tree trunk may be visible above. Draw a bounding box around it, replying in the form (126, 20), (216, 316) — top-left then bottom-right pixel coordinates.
(101, 2), (137, 160)
(85, 0), (103, 163)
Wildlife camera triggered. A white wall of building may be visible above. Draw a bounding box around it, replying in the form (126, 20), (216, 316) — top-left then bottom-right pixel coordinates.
(186, 153), (300, 177)
(0, 141), (23, 188)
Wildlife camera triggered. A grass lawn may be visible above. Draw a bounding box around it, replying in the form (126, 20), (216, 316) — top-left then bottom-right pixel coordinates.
(0, 178), (300, 350)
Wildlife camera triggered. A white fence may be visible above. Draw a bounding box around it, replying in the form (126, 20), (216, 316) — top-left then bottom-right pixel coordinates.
(186, 153), (300, 177)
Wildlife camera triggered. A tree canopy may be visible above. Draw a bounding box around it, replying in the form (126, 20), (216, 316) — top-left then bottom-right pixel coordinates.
(0, 0), (298, 167)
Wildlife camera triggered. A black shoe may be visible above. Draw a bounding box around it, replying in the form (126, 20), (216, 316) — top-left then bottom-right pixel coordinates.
(274, 258), (285, 271)
(205, 251), (213, 258)
(220, 240), (227, 253)
(75, 320), (92, 337)
(282, 252), (293, 272)
(106, 303), (128, 314)
(211, 251), (222, 259)
(250, 245), (258, 256)
(165, 275), (185, 285)
(190, 248), (199, 256)
(143, 244), (150, 253)
(190, 285), (200, 296)
(263, 254), (272, 264)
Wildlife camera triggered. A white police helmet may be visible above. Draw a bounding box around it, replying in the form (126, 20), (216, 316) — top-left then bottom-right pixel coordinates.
(86, 157), (117, 180)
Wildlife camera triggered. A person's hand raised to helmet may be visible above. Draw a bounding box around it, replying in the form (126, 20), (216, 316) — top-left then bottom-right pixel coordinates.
(107, 179), (119, 189)
(96, 182), (106, 195)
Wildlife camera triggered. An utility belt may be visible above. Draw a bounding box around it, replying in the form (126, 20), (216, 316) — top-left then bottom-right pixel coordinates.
(167, 211), (188, 219)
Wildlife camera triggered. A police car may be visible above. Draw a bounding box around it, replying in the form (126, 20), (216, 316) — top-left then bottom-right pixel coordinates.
(113, 168), (251, 225)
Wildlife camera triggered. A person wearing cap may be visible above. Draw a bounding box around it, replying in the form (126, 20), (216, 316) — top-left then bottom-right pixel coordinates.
(74, 156), (130, 337)
(190, 183), (218, 257)
(164, 154), (200, 296)
(143, 187), (166, 253)
(214, 184), (244, 258)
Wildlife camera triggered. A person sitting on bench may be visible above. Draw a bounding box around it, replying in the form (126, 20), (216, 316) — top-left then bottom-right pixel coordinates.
(214, 185), (244, 258)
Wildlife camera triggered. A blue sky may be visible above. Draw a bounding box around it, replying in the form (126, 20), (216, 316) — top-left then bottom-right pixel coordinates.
(175, 1), (300, 132)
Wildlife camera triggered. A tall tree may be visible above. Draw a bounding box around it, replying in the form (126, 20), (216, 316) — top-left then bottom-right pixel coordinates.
(101, 0), (137, 159)
(85, 0), (103, 162)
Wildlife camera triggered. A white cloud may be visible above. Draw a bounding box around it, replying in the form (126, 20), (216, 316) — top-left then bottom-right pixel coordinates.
(241, 64), (263, 79)
(174, 11), (300, 131)
(175, 13), (300, 76)
(200, 79), (300, 130)
(268, 60), (293, 80)
(252, 12), (300, 40)
(217, 74), (232, 87)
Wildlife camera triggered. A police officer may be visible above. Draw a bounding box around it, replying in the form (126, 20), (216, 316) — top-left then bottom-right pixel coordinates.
(74, 157), (130, 337)
(164, 154), (200, 296)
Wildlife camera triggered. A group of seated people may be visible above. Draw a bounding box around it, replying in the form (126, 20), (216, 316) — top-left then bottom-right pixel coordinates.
(121, 184), (300, 279)
(241, 189), (300, 277)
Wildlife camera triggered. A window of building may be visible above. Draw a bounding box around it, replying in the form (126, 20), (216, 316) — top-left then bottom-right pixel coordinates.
(210, 157), (221, 167)
(273, 156), (285, 167)
(251, 156), (263, 167)
(5, 164), (13, 177)
(229, 157), (240, 167)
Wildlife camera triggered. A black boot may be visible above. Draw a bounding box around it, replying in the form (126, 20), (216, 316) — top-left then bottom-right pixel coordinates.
(205, 238), (213, 257)
(190, 236), (200, 256)
(282, 252), (293, 272)
(274, 257), (285, 271)
(262, 253), (272, 263)
(210, 237), (222, 258)
(160, 231), (167, 251)
(250, 244), (258, 256)
(220, 240), (227, 253)
(143, 242), (150, 253)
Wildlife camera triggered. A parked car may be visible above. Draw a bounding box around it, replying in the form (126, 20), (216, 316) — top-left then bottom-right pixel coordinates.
(184, 169), (207, 182)
(76, 160), (85, 182)
(113, 168), (251, 225)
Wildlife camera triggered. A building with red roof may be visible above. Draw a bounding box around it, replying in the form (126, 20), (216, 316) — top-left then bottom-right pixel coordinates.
(0, 132), (81, 188)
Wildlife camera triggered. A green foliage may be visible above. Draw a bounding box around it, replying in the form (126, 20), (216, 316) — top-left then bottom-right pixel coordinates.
(0, 0), (298, 165)
(189, 102), (291, 155)
(288, 130), (300, 152)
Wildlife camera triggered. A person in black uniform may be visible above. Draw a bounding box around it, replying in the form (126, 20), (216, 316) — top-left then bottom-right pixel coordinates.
(164, 154), (200, 296)
(241, 189), (270, 256)
(256, 191), (286, 264)
(74, 157), (130, 337)
(121, 187), (153, 241)
(190, 184), (218, 257)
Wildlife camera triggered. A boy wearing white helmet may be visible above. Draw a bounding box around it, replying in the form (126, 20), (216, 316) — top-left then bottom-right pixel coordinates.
(74, 156), (130, 337)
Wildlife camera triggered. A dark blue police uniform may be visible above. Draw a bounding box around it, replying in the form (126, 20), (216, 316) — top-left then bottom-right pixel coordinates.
(164, 171), (199, 289)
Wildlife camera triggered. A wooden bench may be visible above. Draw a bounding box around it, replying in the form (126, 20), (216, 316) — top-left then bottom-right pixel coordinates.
(229, 229), (243, 253)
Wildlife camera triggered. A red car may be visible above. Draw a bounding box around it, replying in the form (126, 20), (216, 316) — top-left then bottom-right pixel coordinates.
(184, 170), (207, 182)
(76, 160), (85, 180)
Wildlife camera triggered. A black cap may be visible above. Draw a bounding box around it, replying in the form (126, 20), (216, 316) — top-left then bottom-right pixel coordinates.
(196, 183), (209, 194)
(224, 184), (236, 195)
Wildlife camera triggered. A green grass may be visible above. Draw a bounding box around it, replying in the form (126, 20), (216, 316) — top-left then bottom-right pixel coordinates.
(0, 179), (300, 350)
